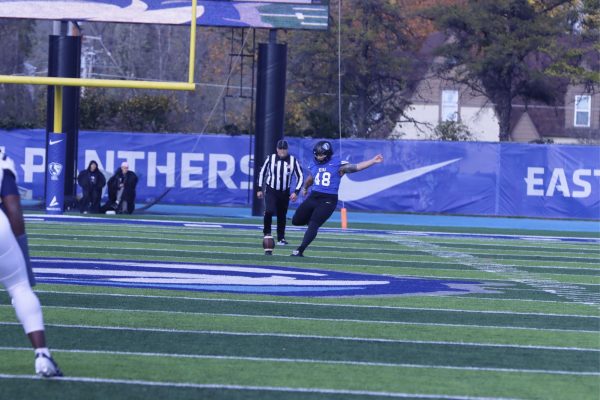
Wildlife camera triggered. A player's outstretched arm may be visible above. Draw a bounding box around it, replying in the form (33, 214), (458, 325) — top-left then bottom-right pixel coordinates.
(340, 154), (384, 174)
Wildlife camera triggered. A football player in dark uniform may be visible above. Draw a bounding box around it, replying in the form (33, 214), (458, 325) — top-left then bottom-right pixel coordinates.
(290, 140), (383, 256)
(0, 150), (63, 377)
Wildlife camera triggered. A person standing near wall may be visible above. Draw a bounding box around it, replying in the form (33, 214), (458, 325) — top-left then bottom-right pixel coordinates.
(104, 162), (138, 214)
(77, 160), (106, 214)
(256, 140), (304, 251)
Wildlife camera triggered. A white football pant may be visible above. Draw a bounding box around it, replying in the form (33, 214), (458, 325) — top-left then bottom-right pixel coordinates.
(0, 210), (44, 334)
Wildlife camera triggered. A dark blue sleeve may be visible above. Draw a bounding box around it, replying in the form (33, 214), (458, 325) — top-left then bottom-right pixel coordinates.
(1, 170), (19, 197)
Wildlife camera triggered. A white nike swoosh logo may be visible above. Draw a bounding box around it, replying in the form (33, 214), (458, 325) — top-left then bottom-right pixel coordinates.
(339, 158), (461, 201)
(49, 139), (63, 145)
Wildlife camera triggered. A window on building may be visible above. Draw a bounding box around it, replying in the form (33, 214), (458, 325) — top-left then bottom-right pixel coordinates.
(574, 95), (591, 127)
(441, 90), (459, 122)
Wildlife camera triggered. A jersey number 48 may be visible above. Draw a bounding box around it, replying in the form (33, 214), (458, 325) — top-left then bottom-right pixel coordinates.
(314, 171), (331, 187)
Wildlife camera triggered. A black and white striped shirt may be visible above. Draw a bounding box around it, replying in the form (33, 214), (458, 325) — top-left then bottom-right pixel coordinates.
(257, 154), (304, 193)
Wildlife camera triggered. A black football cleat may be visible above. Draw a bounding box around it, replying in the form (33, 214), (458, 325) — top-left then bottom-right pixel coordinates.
(290, 250), (304, 257)
(277, 239), (289, 245)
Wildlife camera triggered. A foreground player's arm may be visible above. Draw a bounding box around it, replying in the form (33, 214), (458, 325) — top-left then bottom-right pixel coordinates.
(1, 171), (25, 235)
(302, 175), (314, 196)
(1, 169), (36, 286)
(340, 154), (384, 175)
(3, 194), (25, 235)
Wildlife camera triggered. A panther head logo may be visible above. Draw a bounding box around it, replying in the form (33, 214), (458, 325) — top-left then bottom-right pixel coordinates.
(48, 162), (63, 178)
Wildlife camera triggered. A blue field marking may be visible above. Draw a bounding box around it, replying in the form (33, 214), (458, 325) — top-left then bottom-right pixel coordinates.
(31, 258), (501, 297)
(25, 214), (600, 244)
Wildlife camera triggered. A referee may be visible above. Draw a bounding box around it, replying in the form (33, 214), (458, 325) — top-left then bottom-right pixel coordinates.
(256, 139), (304, 247)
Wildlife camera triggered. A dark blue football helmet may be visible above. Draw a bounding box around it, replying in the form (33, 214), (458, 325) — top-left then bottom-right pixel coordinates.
(313, 140), (333, 163)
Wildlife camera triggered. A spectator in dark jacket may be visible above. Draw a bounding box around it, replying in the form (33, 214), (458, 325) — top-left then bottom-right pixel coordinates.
(102, 162), (138, 214)
(77, 160), (106, 214)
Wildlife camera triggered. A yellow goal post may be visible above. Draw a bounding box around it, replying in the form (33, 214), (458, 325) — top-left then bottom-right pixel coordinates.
(0, 0), (198, 92)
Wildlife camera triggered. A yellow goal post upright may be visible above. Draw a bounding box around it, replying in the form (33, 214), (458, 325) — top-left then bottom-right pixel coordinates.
(0, 0), (198, 133)
(0, 0), (198, 214)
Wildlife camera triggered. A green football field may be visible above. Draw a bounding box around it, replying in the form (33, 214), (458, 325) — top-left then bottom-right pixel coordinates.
(0, 214), (598, 400)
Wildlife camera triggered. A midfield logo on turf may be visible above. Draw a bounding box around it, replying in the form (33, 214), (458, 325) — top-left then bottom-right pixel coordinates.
(32, 258), (500, 297)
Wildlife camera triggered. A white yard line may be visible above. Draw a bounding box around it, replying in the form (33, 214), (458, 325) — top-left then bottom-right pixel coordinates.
(0, 373), (526, 400)
(0, 347), (596, 377)
(27, 289), (600, 318)
(1, 319), (597, 343)
(28, 236), (600, 264)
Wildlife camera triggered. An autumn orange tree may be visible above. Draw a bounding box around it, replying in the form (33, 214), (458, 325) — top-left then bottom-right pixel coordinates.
(284, 0), (459, 138)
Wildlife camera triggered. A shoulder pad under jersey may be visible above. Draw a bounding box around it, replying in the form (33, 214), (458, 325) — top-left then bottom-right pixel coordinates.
(0, 153), (18, 181)
(0, 153), (17, 177)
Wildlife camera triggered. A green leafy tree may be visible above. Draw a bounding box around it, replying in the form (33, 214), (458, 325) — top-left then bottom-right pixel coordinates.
(79, 90), (121, 130)
(424, 0), (588, 141)
(117, 94), (183, 133)
(286, 0), (420, 138)
(544, 0), (599, 89)
(431, 120), (474, 141)
(0, 19), (38, 129)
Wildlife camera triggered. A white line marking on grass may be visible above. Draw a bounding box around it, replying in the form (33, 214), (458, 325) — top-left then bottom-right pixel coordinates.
(25, 214), (600, 243)
(439, 295), (598, 306)
(1, 347), (597, 377)
(386, 236), (600, 306)
(183, 223), (223, 228)
(423, 239), (600, 251)
(30, 289), (600, 318)
(0, 374), (525, 400)
(28, 255), (594, 284)
(30, 237), (600, 273)
(1, 320), (597, 348)
(32, 247), (598, 282)
(25, 214), (226, 227)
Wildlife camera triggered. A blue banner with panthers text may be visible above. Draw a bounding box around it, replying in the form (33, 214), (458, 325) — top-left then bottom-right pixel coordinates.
(0, 130), (598, 219)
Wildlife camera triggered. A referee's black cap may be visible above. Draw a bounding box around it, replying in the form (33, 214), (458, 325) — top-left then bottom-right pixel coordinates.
(276, 139), (288, 150)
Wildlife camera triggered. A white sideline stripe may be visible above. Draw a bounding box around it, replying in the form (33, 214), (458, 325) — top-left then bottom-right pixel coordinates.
(0, 374), (524, 400)
(26, 217), (598, 244)
(24, 214), (225, 227)
(31, 229), (595, 262)
(30, 288), (600, 318)
(0, 320), (597, 349)
(25, 215), (599, 242)
(29, 225), (598, 250)
(1, 347), (596, 377)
